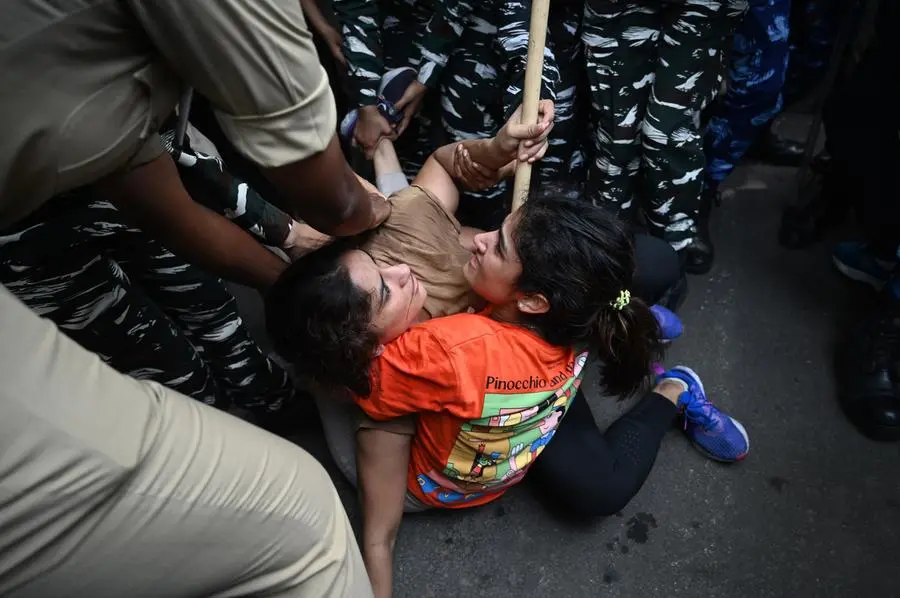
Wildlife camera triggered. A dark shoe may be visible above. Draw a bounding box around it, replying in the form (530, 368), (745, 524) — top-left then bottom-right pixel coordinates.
(835, 295), (900, 441)
(778, 154), (852, 249)
(679, 235), (714, 275)
(746, 129), (805, 167)
(678, 187), (718, 275)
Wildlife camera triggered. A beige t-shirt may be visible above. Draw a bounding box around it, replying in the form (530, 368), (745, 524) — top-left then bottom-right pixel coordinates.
(0, 0), (336, 228)
(364, 185), (478, 319)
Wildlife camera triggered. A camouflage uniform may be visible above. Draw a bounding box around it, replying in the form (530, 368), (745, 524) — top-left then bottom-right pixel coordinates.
(545, 0), (587, 187)
(704, 0), (792, 188)
(583, 0), (747, 251)
(0, 119), (298, 413)
(335, 0), (440, 177)
(0, 192), (294, 414)
(432, 0), (584, 228)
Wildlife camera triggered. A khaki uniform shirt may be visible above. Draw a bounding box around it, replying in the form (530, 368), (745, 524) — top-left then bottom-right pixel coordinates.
(0, 0), (337, 228)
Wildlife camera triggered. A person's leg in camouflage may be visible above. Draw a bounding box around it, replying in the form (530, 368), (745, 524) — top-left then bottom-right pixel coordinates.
(383, 4), (443, 180)
(539, 1), (586, 188)
(641, 0), (747, 274)
(704, 0), (792, 194)
(440, 9), (508, 229)
(497, 0), (584, 192)
(582, 1), (662, 220)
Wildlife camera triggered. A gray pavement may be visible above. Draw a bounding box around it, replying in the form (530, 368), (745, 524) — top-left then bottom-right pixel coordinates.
(233, 155), (900, 598)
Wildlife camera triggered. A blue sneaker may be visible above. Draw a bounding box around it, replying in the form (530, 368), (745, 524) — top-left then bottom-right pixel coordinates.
(657, 366), (749, 463)
(832, 242), (895, 290)
(340, 67), (417, 141)
(651, 304), (683, 343)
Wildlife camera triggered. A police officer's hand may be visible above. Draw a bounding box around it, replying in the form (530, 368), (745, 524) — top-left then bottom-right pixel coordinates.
(356, 173), (392, 229)
(322, 25), (346, 67)
(355, 106), (393, 158)
(495, 100), (555, 163)
(394, 80), (427, 137)
(367, 188), (392, 229)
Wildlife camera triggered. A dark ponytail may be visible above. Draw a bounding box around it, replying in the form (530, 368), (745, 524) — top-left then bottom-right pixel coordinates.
(513, 188), (664, 397)
(592, 296), (663, 397)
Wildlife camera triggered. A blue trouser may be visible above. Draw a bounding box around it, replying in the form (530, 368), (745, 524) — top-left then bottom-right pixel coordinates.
(783, 0), (842, 106)
(704, 0), (792, 188)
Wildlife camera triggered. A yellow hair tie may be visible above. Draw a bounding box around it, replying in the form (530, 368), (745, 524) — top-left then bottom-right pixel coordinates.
(611, 289), (631, 311)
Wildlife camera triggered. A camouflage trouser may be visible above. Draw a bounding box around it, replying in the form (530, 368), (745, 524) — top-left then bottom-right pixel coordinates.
(704, 0), (791, 187)
(546, 1), (587, 186)
(584, 0), (746, 250)
(441, 3), (584, 229)
(382, 9), (443, 179)
(0, 195), (294, 414)
(438, 12), (510, 228)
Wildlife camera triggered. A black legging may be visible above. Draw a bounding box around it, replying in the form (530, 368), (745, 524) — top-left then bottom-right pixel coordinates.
(528, 233), (682, 518)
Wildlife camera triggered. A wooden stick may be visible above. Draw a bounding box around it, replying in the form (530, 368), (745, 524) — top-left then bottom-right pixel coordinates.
(511, 0), (551, 212)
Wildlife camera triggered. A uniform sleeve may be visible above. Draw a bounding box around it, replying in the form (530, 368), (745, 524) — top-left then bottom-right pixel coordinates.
(415, 0), (477, 88)
(357, 327), (482, 421)
(126, 0), (336, 169)
(334, 0), (384, 108)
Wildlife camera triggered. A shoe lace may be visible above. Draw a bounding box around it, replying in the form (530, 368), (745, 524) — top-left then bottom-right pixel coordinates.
(682, 394), (721, 431)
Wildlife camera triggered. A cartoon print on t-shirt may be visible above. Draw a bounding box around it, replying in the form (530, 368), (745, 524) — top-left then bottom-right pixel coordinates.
(470, 442), (502, 478)
(414, 351), (588, 505)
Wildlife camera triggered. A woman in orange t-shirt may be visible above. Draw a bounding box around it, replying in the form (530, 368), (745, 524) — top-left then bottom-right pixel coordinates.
(267, 120), (750, 597)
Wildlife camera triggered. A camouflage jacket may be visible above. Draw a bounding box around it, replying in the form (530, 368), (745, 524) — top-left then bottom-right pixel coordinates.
(335, 0), (519, 108)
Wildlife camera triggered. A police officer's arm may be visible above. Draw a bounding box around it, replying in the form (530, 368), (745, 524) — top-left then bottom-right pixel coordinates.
(300, 0), (345, 67)
(97, 155), (288, 290)
(126, 0), (388, 237)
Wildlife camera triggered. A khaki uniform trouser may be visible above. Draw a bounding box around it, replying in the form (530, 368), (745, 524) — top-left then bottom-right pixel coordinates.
(0, 285), (371, 598)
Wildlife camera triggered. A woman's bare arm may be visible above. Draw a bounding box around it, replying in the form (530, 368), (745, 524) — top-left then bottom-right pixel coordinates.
(357, 428), (413, 598)
(409, 100), (556, 214)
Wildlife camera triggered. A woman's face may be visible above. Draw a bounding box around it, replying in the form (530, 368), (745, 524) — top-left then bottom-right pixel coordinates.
(342, 250), (428, 344)
(463, 214), (524, 305)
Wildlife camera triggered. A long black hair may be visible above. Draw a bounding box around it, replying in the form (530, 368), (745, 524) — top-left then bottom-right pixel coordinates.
(512, 188), (664, 397)
(265, 236), (380, 397)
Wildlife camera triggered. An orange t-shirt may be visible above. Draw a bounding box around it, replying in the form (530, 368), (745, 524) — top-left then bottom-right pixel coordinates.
(355, 313), (589, 509)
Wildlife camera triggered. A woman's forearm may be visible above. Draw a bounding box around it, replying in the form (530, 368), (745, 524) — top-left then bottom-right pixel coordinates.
(461, 138), (516, 170)
(432, 137), (515, 176)
(363, 542), (396, 598)
(357, 428), (411, 598)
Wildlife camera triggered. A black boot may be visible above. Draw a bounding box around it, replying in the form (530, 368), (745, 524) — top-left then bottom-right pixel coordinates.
(746, 127), (805, 167)
(778, 153), (853, 249)
(678, 186), (717, 275)
(835, 293), (900, 441)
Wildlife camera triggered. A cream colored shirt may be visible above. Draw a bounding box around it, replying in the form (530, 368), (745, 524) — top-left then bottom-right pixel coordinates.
(0, 0), (337, 228)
